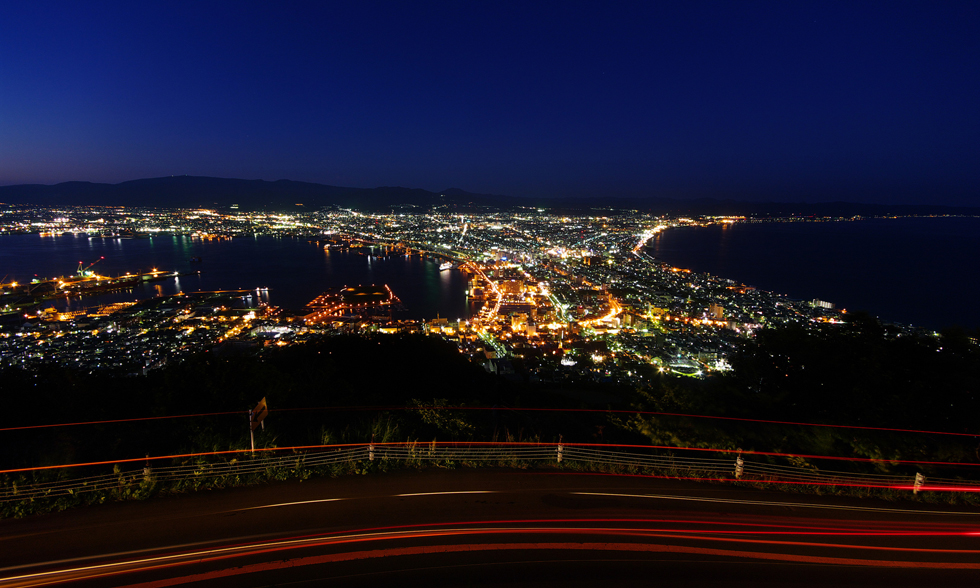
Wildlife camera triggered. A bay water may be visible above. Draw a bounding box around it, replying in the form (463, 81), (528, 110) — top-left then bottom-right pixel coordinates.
(0, 234), (472, 321)
(646, 216), (980, 331)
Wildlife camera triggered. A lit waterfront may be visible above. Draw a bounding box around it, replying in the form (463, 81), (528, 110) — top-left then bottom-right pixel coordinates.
(1, 205), (973, 378)
(0, 233), (472, 320)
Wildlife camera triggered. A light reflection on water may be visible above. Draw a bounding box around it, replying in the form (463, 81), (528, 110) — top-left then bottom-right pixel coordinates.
(1, 235), (471, 321)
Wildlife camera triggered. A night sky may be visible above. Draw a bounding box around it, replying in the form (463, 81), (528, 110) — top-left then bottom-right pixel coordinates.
(2, 1), (978, 205)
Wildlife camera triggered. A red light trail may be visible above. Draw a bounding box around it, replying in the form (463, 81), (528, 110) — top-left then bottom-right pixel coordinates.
(4, 404), (976, 439)
(7, 521), (980, 587)
(0, 410), (242, 432)
(3, 440), (980, 477)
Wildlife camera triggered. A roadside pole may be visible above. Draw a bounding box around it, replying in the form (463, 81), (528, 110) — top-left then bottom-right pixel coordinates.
(248, 397), (269, 456)
(249, 409), (255, 455)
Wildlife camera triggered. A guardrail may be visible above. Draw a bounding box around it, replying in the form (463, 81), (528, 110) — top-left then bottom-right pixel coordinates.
(3, 442), (980, 505)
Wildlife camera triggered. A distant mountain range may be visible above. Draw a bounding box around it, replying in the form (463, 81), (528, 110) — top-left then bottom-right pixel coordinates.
(0, 177), (512, 211)
(1, 176), (977, 217)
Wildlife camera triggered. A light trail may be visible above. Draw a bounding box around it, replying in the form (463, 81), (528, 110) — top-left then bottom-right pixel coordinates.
(111, 542), (980, 588)
(571, 492), (980, 516)
(0, 411), (243, 432)
(0, 443), (370, 474)
(5, 439), (980, 476)
(233, 498), (346, 511)
(395, 491), (498, 497)
(8, 404), (975, 441)
(6, 521), (980, 586)
(541, 471), (980, 492)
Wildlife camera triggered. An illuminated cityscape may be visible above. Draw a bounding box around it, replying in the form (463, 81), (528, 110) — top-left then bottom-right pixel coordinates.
(3, 3), (979, 582)
(1, 204), (903, 382)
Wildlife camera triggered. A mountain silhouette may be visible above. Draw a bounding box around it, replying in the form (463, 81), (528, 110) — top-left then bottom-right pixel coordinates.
(1, 176), (976, 216)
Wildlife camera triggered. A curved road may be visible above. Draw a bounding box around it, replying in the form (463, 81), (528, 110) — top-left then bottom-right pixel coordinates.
(2, 469), (980, 586)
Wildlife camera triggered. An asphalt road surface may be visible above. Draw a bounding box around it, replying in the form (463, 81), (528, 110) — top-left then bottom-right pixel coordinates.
(2, 468), (979, 587)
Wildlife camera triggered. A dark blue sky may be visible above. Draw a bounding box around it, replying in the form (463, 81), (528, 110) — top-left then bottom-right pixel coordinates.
(2, 1), (978, 204)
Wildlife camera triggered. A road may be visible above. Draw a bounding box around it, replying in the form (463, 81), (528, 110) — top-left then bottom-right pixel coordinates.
(1, 468), (979, 586)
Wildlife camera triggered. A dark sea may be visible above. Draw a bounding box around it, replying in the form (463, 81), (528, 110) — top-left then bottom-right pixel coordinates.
(0, 235), (474, 321)
(646, 216), (980, 331)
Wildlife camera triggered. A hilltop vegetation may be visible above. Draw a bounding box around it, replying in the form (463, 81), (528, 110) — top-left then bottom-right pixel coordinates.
(2, 320), (979, 485)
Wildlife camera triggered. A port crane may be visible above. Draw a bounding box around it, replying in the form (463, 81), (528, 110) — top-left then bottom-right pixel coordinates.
(77, 257), (104, 277)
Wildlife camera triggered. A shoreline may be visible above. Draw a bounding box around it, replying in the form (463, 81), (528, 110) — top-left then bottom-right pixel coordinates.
(644, 216), (979, 331)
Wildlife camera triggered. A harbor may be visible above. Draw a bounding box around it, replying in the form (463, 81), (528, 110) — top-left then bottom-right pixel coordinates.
(1, 259), (200, 322)
(0, 233), (472, 323)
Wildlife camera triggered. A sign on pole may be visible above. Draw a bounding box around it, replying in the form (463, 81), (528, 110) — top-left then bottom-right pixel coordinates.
(250, 397), (269, 431)
(913, 472), (925, 494)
